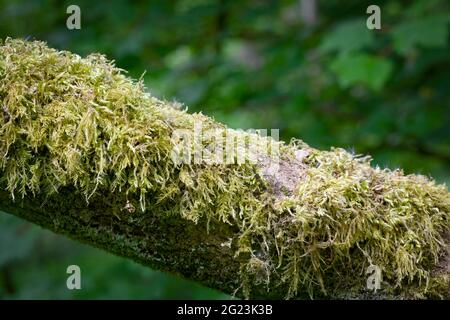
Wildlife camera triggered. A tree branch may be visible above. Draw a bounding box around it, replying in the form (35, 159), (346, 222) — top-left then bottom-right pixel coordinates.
(0, 39), (448, 299)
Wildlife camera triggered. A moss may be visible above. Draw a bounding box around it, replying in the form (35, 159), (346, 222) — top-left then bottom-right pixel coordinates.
(0, 38), (448, 299)
(271, 149), (449, 298)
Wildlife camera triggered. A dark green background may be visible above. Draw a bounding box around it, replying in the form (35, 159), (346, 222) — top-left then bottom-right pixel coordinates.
(0, 0), (449, 299)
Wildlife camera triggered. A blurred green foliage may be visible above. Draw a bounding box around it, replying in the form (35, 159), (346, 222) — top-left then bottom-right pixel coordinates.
(0, 0), (449, 299)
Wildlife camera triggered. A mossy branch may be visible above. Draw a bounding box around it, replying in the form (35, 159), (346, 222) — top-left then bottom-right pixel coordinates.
(0, 39), (449, 299)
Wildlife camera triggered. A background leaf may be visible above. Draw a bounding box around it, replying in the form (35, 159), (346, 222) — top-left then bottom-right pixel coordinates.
(330, 53), (393, 91)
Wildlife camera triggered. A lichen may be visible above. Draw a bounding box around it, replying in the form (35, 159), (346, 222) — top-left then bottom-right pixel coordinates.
(0, 38), (448, 299)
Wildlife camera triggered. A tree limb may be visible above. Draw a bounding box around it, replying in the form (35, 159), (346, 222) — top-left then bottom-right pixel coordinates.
(0, 39), (449, 299)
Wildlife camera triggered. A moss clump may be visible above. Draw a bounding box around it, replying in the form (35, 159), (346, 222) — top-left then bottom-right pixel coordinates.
(0, 38), (448, 299)
(271, 149), (449, 298)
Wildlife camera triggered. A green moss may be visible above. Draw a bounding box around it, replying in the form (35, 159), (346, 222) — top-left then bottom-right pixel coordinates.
(0, 38), (448, 299)
(272, 149), (449, 298)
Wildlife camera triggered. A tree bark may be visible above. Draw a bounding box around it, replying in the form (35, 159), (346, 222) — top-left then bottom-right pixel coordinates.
(0, 186), (294, 298)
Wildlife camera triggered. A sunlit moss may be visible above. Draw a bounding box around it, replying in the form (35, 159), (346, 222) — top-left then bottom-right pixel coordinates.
(0, 38), (448, 299)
